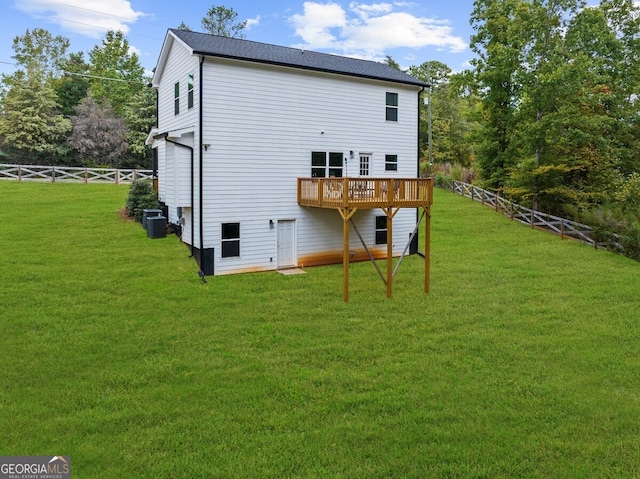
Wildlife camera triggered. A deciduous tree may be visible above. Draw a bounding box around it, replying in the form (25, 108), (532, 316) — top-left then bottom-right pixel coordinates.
(68, 93), (128, 167)
(87, 30), (146, 116)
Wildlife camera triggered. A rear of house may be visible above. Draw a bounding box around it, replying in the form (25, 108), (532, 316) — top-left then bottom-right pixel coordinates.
(148, 29), (428, 276)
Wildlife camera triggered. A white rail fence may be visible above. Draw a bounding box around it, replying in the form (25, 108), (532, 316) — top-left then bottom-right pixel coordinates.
(440, 178), (625, 254)
(0, 163), (153, 184)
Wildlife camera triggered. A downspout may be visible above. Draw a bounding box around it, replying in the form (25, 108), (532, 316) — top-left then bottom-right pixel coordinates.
(418, 86), (425, 178)
(199, 55), (205, 274)
(417, 85), (426, 259)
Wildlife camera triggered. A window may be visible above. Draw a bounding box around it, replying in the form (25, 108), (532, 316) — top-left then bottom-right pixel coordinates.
(359, 154), (370, 176)
(221, 223), (240, 258)
(386, 92), (398, 121)
(187, 74), (194, 109)
(375, 216), (388, 245)
(311, 152), (343, 177)
(174, 82), (180, 115)
(385, 154), (398, 171)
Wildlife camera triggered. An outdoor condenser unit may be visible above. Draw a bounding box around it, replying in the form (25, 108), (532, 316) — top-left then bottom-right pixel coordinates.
(142, 208), (162, 230)
(147, 216), (167, 239)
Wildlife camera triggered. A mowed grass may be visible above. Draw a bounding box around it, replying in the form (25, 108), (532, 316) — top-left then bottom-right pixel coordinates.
(1, 181), (639, 478)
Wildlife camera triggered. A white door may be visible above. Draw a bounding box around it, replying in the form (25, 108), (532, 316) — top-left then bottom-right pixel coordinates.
(277, 220), (296, 268)
(359, 154), (371, 176)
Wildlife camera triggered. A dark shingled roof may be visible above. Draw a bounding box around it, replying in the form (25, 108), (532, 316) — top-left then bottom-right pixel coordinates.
(170, 29), (428, 88)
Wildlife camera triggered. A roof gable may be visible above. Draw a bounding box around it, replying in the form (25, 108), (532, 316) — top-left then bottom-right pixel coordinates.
(156, 29), (427, 88)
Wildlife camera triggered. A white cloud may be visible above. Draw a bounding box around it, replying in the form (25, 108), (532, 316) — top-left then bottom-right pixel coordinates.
(14, 0), (144, 38)
(349, 2), (393, 20)
(290, 2), (347, 49)
(289, 1), (467, 59)
(246, 15), (261, 30)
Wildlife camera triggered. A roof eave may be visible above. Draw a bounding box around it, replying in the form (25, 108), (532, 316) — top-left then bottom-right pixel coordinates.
(191, 50), (428, 89)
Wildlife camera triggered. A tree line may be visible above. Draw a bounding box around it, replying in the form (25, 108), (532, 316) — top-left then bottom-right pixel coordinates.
(0, 29), (153, 169)
(404, 0), (639, 246)
(0, 6), (245, 169)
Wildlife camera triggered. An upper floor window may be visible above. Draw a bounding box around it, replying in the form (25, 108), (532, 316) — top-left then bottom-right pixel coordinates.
(174, 82), (180, 115)
(386, 92), (398, 121)
(311, 151), (343, 177)
(385, 154), (398, 171)
(188, 74), (194, 109)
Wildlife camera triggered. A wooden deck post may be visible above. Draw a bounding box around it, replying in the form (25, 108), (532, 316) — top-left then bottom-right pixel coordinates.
(386, 207), (393, 298)
(343, 212), (350, 303)
(338, 204), (358, 303)
(425, 205), (431, 293)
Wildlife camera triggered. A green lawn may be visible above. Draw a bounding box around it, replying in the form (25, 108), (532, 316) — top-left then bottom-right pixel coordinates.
(1, 181), (639, 478)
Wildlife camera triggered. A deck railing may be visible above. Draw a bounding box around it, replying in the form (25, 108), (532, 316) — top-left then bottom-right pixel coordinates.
(298, 177), (433, 209)
(0, 163), (153, 184)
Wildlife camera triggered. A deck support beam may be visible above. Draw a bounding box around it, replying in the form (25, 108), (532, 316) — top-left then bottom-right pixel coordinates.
(298, 178), (434, 302)
(338, 207), (358, 303)
(425, 205), (431, 293)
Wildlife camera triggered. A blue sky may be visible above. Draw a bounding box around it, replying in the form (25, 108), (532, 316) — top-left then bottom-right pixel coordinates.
(1, 0), (480, 79)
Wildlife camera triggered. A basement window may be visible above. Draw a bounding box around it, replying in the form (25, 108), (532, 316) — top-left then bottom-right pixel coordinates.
(375, 216), (388, 245)
(386, 92), (398, 121)
(221, 223), (240, 258)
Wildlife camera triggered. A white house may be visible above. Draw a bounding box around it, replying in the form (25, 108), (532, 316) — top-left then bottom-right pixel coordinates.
(147, 29), (431, 287)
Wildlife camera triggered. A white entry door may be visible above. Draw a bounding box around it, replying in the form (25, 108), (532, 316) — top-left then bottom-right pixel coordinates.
(277, 220), (296, 268)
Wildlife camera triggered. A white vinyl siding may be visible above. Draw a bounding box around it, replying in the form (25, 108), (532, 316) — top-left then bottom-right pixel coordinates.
(198, 58), (419, 274)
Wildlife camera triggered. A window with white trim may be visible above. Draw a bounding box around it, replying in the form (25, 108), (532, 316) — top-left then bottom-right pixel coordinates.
(187, 74), (194, 109)
(385, 154), (398, 171)
(386, 92), (398, 121)
(174, 82), (180, 115)
(221, 223), (240, 258)
(311, 151), (343, 177)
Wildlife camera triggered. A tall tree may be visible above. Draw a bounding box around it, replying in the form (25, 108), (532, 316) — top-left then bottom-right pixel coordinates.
(469, 0), (525, 190)
(0, 69), (71, 163)
(87, 30), (146, 116)
(409, 61), (480, 168)
(68, 93), (128, 167)
(122, 85), (157, 168)
(9, 28), (70, 79)
(52, 52), (90, 117)
(201, 5), (247, 38)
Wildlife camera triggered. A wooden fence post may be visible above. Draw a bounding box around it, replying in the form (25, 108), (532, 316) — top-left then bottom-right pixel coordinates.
(52, 166), (56, 183)
(18, 165), (22, 182)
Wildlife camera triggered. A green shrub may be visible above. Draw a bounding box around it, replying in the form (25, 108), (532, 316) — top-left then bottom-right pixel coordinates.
(125, 179), (158, 222)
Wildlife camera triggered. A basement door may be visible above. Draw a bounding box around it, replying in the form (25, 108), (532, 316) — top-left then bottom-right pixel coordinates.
(277, 220), (296, 269)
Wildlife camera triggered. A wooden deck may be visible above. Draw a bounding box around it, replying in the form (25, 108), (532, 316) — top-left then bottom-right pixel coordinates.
(297, 177), (434, 302)
(297, 177), (433, 209)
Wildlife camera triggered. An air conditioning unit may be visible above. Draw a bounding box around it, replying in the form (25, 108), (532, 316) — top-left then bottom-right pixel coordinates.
(147, 216), (167, 239)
